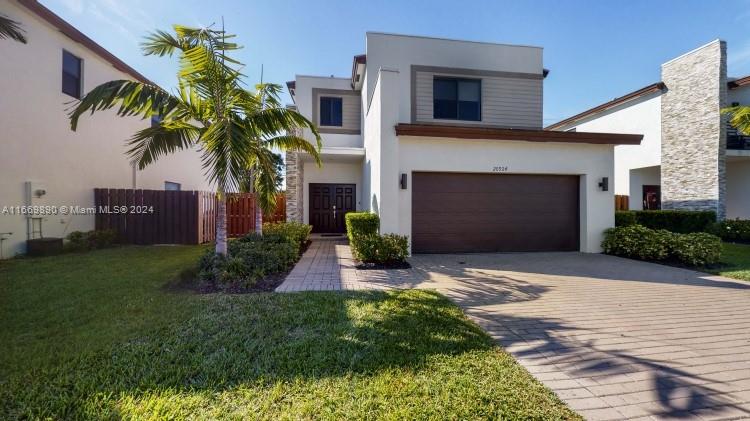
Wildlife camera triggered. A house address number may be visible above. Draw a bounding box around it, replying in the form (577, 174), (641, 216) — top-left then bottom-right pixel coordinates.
(492, 166), (509, 172)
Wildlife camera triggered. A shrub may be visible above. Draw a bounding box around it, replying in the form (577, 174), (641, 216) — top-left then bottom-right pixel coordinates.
(602, 224), (722, 267)
(614, 211), (637, 227)
(670, 232), (723, 266)
(65, 229), (117, 251)
(262, 221), (312, 253)
(198, 233), (298, 290)
(614, 210), (716, 233)
(345, 212), (379, 243)
(602, 225), (673, 261)
(354, 233), (409, 264)
(707, 219), (750, 243)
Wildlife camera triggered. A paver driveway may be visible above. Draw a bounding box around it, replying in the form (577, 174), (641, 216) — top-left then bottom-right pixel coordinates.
(277, 238), (750, 420)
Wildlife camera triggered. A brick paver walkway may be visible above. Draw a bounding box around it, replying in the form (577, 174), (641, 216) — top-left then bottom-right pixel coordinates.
(277, 238), (750, 420)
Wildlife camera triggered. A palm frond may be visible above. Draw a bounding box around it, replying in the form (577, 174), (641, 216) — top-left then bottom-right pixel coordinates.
(722, 105), (750, 136)
(251, 148), (281, 214)
(0, 14), (27, 44)
(127, 120), (201, 169)
(265, 135), (322, 166)
(68, 80), (182, 131)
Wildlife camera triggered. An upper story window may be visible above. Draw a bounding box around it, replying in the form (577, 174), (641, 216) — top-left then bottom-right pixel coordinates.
(320, 96), (343, 126)
(433, 77), (481, 121)
(164, 181), (181, 191)
(62, 50), (82, 99)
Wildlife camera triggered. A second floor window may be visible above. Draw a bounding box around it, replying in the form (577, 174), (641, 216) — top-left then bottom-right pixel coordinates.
(433, 77), (481, 121)
(320, 96), (343, 126)
(164, 181), (181, 191)
(62, 50), (82, 98)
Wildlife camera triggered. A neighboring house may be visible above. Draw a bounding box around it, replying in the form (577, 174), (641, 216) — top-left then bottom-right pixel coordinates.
(0, 0), (212, 258)
(547, 39), (750, 220)
(285, 32), (641, 253)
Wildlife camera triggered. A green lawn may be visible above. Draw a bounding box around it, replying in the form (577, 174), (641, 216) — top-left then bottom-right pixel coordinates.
(709, 242), (750, 282)
(0, 246), (577, 420)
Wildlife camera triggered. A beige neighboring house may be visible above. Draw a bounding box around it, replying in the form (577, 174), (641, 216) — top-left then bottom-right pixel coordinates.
(285, 32), (641, 254)
(548, 40), (750, 220)
(0, 0), (212, 258)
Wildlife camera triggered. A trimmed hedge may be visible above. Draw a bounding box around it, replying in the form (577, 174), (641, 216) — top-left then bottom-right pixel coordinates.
(65, 229), (117, 251)
(345, 212), (379, 243)
(262, 221), (312, 254)
(344, 212), (409, 264)
(354, 233), (409, 264)
(602, 224), (722, 266)
(707, 219), (750, 243)
(615, 210), (716, 233)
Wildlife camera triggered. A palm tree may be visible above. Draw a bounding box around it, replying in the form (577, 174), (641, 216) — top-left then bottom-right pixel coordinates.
(722, 105), (750, 135)
(0, 14), (27, 43)
(69, 25), (321, 255)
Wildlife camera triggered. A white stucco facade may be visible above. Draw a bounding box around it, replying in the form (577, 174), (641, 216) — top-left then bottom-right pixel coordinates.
(559, 94), (662, 196)
(287, 32), (625, 253)
(0, 1), (211, 257)
(550, 40), (750, 219)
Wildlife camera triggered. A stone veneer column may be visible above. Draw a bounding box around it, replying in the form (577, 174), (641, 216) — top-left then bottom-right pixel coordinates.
(660, 40), (727, 219)
(284, 151), (304, 222)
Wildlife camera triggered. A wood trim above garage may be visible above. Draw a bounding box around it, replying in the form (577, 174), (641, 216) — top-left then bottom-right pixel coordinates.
(395, 123), (643, 145)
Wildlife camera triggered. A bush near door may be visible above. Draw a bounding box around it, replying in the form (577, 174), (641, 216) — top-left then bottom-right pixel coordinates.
(345, 212), (409, 266)
(602, 224), (722, 266)
(614, 210), (716, 233)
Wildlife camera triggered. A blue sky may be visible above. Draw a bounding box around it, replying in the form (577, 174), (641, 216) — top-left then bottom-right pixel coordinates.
(46, 0), (750, 126)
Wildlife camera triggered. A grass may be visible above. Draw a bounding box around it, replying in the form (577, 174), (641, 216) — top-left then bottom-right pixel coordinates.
(0, 246), (577, 420)
(707, 242), (750, 282)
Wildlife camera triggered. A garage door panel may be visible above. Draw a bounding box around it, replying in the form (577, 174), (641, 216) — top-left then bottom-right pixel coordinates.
(412, 172), (579, 253)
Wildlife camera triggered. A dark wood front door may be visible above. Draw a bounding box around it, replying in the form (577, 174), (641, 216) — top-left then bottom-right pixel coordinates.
(309, 184), (356, 233)
(412, 172), (580, 253)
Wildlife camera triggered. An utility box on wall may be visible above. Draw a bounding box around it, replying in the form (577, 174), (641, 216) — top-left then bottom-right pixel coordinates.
(25, 181), (47, 206)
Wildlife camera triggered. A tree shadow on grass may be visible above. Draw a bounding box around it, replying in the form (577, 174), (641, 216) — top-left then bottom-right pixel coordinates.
(2, 290), (501, 418)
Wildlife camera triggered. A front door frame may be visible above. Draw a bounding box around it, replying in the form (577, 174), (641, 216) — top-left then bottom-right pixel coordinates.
(309, 183), (356, 233)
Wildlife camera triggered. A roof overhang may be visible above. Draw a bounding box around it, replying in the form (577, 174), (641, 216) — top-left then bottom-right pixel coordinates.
(18, 0), (154, 85)
(395, 124), (642, 145)
(286, 80), (296, 103)
(728, 75), (750, 90)
(351, 54), (366, 90)
(546, 82), (665, 131)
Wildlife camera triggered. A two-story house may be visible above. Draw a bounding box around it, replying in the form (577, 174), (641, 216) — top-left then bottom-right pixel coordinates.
(285, 32), (641, 253)
(0, 0), (212, 257)
(548, 40), (750, 220)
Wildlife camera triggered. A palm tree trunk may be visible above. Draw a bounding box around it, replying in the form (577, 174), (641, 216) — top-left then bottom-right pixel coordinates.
(216, 191), (228, 255)
(254, 199), (263, 235)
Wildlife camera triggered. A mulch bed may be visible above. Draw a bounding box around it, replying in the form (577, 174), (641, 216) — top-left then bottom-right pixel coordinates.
(170, 240), (312, 294)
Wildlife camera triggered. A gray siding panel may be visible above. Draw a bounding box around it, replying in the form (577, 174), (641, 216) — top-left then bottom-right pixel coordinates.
(311, 88), (362, 134)
(413, 67), (542, 129)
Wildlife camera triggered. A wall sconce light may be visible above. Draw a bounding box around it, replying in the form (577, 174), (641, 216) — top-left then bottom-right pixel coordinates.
(400, 173), (408, 189)
(598, 177), (609, 192)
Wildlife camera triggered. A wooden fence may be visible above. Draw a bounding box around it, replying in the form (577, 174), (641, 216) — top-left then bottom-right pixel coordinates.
(615, 195), (630, 211)
(94, 189), (286, 245)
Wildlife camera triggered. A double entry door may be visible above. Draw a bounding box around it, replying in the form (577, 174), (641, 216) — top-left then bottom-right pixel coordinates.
(309, 184), (356, 233)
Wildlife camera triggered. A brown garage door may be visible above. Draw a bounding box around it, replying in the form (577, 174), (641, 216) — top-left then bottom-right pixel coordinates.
(412, 172), (579, 253)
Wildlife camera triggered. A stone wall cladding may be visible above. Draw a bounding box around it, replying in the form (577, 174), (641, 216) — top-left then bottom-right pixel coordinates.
(285, 151), (304, 222)
(660, 40), (727, 219)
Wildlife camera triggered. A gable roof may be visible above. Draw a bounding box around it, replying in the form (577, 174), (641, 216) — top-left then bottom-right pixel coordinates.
(545, 82), (666, 130)
(548, 73), (750, 131)
(17, 0), (154, 85)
